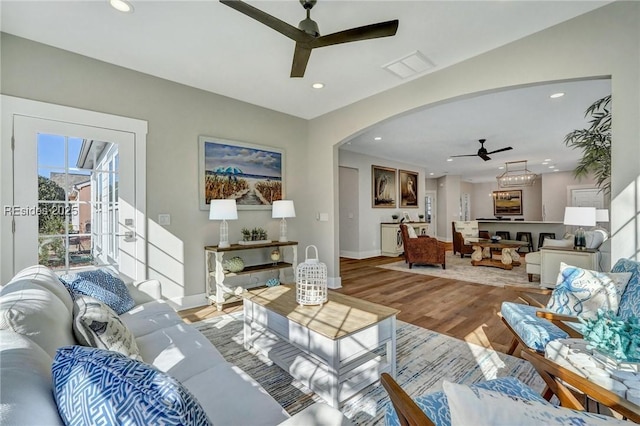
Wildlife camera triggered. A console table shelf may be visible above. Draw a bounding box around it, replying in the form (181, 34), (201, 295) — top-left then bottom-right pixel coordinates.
(204, 241), (298, 311)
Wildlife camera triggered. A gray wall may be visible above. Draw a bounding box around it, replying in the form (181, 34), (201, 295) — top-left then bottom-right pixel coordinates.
(1, 33), (308, 305)
(2, 1), (639, 291)
(307, 2), (639, 277)
(338, 149), (426, 258)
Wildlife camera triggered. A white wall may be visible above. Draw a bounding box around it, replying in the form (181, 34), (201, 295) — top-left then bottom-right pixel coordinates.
(338, 149), (426, 258)
(338, 166), (360, 257)
(0, 33), (308, 306)
(307, 2), (639, 278)
(541, 171), (599, 221)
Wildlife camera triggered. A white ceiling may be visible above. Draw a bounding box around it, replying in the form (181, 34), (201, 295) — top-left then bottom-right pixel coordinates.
(0, 1), (612, 181)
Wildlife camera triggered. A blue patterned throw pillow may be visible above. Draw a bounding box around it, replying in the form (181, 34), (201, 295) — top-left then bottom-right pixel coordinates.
(546, 262), (631, 319)
(52, 346), (212, 426)
(612, 258), (640, 320)
(59, 269), (135, 314)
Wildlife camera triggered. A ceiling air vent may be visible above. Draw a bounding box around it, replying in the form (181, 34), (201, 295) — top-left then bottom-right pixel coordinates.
(383, 50), (435, 79)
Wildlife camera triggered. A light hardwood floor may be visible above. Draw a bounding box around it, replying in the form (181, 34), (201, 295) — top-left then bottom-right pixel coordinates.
(179, 255), (525, 354)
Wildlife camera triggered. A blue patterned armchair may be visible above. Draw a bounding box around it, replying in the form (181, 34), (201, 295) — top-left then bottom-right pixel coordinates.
(381, 350), (640, 425)
(500, 258), (640, 356)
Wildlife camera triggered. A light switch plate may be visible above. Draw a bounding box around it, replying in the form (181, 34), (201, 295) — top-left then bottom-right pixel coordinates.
(319, 213), (329, 222)
(158, 214), (171, 226)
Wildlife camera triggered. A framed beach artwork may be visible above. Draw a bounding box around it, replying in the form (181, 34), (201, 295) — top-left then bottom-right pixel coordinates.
(199, 136), (284, 210)
(399, 170), (419, 208)
(493, 190), (523, 216)
(372, 165), (396, 208)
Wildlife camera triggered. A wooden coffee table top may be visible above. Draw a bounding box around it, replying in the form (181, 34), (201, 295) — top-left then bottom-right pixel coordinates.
(466, 238), (527, 249)
(244, 285), (400, 340)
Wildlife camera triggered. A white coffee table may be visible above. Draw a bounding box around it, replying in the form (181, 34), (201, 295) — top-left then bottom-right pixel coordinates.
(243, 285), (399, 408)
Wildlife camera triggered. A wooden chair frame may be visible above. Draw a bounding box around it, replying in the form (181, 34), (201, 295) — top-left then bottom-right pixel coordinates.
(380, 372), (434, 426)
(381, 351), (640, 426)
(522, 349), (640, 423)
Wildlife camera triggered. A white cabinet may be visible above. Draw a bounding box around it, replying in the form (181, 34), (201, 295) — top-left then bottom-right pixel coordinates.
(540, 247), (600, 287)
(380, 222), (428, 256)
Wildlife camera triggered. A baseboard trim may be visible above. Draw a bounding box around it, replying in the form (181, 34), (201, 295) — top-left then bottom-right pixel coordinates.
(339, 250), (382, 259)
(328, 276), (342, 289)
(166, 293), (208, 310)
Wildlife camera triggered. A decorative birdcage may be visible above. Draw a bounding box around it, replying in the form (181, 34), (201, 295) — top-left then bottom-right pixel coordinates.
(296, 245), (327, 306)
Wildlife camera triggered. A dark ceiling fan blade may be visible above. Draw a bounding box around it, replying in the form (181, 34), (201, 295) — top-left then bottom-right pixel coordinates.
(290, 44), (312, 78)
(450, 154), (478, 158)
(220, 0), (313, 43)
(310, 20), (399, 48)
(479, 153), (491, 161)
(486, 147), (513, 155)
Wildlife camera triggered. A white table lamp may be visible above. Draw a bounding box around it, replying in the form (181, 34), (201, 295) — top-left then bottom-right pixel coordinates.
(563, 207), (596, 250)
(596, 209), (609, 223)
(272, 200), (295, 242)
(209, 199), (238, 248)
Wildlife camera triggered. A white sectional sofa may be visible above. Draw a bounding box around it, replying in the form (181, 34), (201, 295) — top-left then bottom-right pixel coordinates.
(0, 265), (350, 425)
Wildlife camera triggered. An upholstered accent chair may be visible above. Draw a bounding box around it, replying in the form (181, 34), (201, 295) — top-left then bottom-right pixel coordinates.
(381, 349), (640, 426)
(452, 221), (489, 258)
(400, 224), (446, 269)
(501, 258), (640, 357)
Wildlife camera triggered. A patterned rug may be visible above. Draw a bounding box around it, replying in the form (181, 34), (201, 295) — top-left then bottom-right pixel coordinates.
(377, 251), (539, 288)
(193, 312), (545, 425)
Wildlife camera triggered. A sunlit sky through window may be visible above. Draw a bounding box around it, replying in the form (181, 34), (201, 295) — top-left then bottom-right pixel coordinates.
(37, 134), (90, 178)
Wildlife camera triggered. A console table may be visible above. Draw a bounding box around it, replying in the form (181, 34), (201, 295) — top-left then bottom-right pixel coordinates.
(243, 285), (399, 408)
(204, 241), (298, 311)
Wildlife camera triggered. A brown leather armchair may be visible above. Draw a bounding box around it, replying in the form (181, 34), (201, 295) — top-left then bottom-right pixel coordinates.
(452, 221), (489, 258)
(400, 224), (446, 269)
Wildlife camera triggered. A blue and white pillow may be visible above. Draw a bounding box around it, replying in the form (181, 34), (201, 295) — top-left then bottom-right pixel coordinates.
(59, 269), (135, 314)
(546, 263), (631, 319)
(443, 381), (629, 425)
(611, 258), (640, 320)
(52, 346), (212, 426)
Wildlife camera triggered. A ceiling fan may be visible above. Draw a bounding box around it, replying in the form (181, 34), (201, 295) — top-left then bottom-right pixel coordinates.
(220, 0), (399, 78)
(450, 139), (513, 161)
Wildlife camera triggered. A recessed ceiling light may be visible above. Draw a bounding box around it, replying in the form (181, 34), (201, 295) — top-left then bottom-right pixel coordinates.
(542, 162), (548, 165)
(554, 169), (560, 172)
(109, 0), (134, 12)
(498, 166), (504, 169)
(374, 136), (382, 141)
(544, 158), (552, 162)
(550, 92), (565, 99)
(446, 158), (453, 162)
(549, 166), (555, 169)
(311, 82), (324, 89)
(429, 172), (434, 176)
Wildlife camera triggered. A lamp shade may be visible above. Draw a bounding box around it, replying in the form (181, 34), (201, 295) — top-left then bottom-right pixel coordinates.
(563, 207), (596, 227)
(272, 200), (296, 219)
(209, 199), (238, 220)
(596, 209), (609, 223)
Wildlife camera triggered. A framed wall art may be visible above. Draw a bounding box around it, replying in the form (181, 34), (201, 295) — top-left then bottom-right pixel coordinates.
(372, 165), (396, 208)
(493, 190), (523, 216)
(199, 136), (284, 210)
(399, 169), (419, 208)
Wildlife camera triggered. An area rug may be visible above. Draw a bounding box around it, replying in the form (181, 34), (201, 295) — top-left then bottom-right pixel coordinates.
(377, 251), (538, 288)
(193, 312), (545, 425)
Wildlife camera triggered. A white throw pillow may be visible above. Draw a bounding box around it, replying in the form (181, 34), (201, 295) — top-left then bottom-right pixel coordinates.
(542, 238), (574, 249)
(407, 226), (418, 239)
(443, 381), (629, 426)
(73, 295), (142, 360)
(546, 263), (632, 319)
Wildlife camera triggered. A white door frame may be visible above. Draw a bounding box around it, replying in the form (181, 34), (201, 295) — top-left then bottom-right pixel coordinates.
(1, 95), (147, 283)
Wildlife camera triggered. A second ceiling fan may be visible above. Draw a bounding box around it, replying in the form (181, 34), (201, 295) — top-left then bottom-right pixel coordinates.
(220, 0), (399, 78)
(451, 139), (513, 161)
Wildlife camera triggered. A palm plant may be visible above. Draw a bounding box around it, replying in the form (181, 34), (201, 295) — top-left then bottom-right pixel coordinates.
(564, 95), (611, 194)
